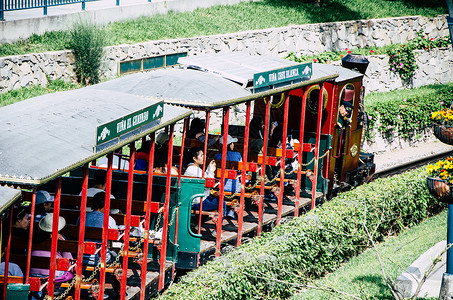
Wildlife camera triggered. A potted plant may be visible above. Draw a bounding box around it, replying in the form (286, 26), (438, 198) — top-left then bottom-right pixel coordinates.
(426, 157), (453, 203)
(431, 108), (453, 145)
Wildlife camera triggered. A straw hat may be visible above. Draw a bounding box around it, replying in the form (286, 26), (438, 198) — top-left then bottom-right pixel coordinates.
(39, 213), (66, 233)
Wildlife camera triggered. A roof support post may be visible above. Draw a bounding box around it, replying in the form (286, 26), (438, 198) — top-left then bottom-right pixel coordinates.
(296, 88), (307, 217)
(75, 164), (89, 300)
(158, 124), (174, 290)
(277, 93), (290, 225)
(121, 143), (136, 298)
(2, 206), (13, 299)
(311, 83), (325, 209)
(140, 133), (155, 300)
(258, 97), (271, 235)
(48, 177), (62, 298)
(216, 107), (230, 256)
(237, 101), (251, 246)
(99, 153), (113, 299)
(25, 189), (36, 283)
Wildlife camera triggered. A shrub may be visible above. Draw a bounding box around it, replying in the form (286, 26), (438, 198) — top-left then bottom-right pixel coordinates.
(160, 168), (444, 300)
(365, 86), (453, 141)
(68, 20), (106, 85)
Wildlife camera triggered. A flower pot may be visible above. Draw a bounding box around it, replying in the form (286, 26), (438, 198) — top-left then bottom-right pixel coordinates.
(433, 123), (453, 145)
(426, 176), (453, 204)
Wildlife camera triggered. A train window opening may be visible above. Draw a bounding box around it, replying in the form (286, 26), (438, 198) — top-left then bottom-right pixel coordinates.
(118, 52), (188, 76)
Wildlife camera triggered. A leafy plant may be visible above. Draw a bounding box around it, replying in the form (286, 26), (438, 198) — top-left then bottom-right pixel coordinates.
(67, 20), (106, 85)
(364, 85), (453, 141)
(387, 44), (417, 83)
(160, 168), (444, 300)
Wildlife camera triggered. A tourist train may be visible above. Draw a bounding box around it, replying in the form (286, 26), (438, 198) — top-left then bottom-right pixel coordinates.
(0, 52), (375, 299)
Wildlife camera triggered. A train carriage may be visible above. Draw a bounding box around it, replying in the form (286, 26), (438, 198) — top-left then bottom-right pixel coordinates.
(90, 52), (375, 266)
(0, 88), (192, 299)
(0, 52), (374, 299)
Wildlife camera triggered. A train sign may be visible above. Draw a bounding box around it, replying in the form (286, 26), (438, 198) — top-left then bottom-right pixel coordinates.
(95, 101), (164, 150)
(253, 63), (312, 89)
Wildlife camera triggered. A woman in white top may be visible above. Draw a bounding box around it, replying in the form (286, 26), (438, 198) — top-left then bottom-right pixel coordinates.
(184, 147), (228, 214)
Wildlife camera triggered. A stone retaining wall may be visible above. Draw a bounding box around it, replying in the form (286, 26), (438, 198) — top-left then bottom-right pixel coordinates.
(0, 15), (450, 94)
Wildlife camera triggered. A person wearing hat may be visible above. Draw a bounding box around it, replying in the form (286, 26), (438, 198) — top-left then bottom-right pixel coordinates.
(30, 213), (74, 283)
(34, 190), (54, 222)
(214, 135), (242, 162)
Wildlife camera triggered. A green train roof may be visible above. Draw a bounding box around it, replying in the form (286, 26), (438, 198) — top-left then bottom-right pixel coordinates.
(0, 88), (191, 186)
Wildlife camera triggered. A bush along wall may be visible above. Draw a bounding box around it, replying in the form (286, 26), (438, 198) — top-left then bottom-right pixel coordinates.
(364, 86), (453, 142)
(160, 168), (444, 300)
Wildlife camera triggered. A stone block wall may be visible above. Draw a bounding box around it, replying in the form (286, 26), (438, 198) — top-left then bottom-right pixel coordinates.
(0, 15), (451, 94)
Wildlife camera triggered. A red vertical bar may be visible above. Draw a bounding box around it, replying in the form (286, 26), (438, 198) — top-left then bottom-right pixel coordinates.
(277, 93), (290, 225)
(178, 118), (189, 187)
(237, 101), (251, 246)
(216, 107), (229, 256)
(258, 97), (271, 235)
(121, 143), (136, 298)
(311, 84), (325, 209)
(140, 133), (155, 300)
(3, 206), (13, 299)
(48, 177), (62, 298)
(25, 189), (36, 282)
(99, 153), (113, 300)
(75, 164), (89, 300)
(198, 111), (210, 234)
(324, 84), (337, 182)
(158, 125), (174, 290)
(296, 88), (307, 217)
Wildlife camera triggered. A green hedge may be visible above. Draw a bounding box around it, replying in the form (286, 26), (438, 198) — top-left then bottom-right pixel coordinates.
(365, 86), (453, 141)
(160, 168), (444, 299)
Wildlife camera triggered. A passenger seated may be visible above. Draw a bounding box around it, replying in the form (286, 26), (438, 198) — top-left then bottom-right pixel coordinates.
(78, 192), (118, 230)
(188, 118), (219, 147)
(77, 192), (118, 266)
(0, 250), (23, 277)
(9, 206), (30, 254)
(249, 116), (277, 141)
(154, 132), (178, 175)
(34, 190), (54, 222)
(30, 214), (74, 283)
(214, 135), (242, 162)
(81, 169), (115, 199)
(214, 135), (242, 195)
(184, 147), (229, 216)
(135, 138), (152, 171)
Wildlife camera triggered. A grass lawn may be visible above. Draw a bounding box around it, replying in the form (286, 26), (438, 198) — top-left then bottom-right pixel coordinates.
(0, 0), (446, 57)
(291, 209), (447, 300)
(0, 80), (80, 107)
(365, 82), (453, 106)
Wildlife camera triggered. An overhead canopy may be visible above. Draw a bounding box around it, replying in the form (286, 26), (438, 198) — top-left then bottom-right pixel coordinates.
(91, 54), (339, 110)
(0, 88), (191, 186)
(90, 68), (251, 106)
(179, 52), (362, 85)
(0, 186), (21, 214)
(178, 52), (300, 87)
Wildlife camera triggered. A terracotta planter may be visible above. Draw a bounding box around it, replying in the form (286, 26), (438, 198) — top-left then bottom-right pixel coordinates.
(426, 176), (453, 204)
(433, 123), (453, 145)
